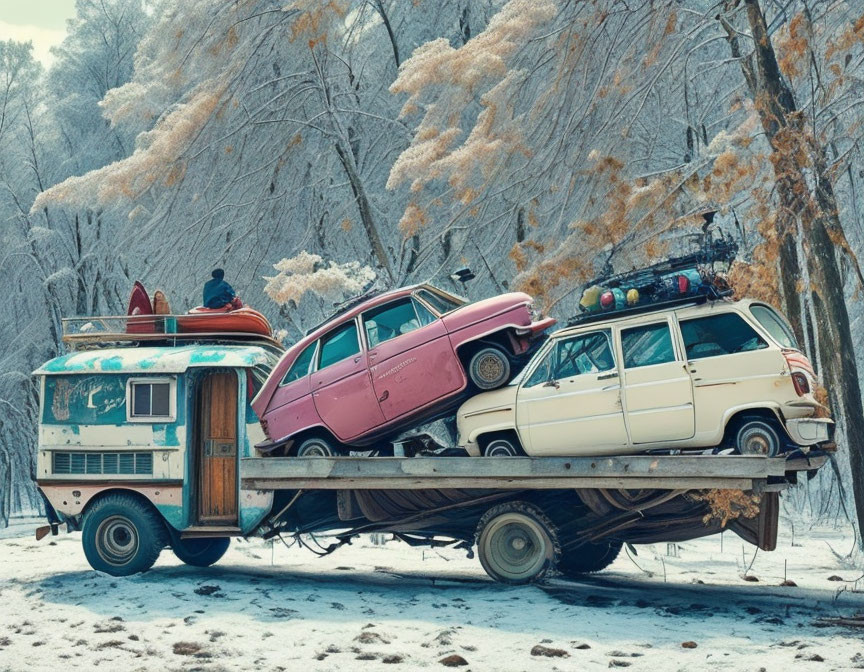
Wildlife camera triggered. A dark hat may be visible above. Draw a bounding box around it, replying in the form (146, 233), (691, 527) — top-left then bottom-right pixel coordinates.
(211, 268), (225, 279)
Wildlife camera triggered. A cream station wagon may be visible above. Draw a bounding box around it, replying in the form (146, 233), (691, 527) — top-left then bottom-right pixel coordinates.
(457, 298), (833, 458)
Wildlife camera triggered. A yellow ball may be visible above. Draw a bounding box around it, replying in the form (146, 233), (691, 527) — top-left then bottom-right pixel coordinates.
(626, 288), (639, 305)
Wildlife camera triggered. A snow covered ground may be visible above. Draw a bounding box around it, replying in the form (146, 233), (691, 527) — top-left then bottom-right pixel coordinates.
(0, 520), (862, 671)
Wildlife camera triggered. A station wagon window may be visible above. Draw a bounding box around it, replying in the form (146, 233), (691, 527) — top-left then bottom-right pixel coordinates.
(749, 304), (798, 349)
(679, 313), (768, 360)
(364, 298), (431, 348)
(281, 341), (316, 385)
(318, 322), (360, 370)
(128, 378), (174, 421)
(416, 289), (462, 315)
(621, 323), (676, 368)
(524, 331), (615, 386)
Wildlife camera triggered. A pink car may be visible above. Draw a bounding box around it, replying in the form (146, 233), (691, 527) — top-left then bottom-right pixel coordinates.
(252, 284), (555, 456)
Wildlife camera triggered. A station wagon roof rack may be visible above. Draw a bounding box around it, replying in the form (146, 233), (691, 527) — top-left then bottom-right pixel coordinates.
(566, 294), (714, 327)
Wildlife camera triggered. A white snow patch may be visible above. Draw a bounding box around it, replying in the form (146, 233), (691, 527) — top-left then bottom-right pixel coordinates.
(0, 521), (862, 670)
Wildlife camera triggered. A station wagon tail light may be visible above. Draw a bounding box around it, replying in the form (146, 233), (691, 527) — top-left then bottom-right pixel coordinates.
(260, 416), (271, 438)
(791, 372), (810, 396)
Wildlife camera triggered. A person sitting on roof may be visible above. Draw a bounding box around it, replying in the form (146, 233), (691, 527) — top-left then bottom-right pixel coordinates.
(203, 269), (243, 310)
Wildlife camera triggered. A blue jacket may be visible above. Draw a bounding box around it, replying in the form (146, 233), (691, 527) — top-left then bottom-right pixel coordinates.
(203, 278), (236, 308)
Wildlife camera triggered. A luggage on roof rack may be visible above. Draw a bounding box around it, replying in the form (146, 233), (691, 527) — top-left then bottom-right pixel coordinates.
(570, 233), (738, 324)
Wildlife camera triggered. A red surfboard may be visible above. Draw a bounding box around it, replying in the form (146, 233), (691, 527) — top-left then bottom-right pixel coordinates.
(126, 281), (157, 334)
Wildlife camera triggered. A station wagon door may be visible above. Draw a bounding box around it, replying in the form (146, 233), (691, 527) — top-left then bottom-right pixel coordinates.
(310, 320), (386, 442)
(617, 320), (695, 444)
(363, 297), (463, 421)
(516, 330), (628, 454)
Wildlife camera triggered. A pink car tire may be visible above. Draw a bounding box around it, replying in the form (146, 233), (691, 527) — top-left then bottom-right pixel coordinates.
(469, 347), (511, 390)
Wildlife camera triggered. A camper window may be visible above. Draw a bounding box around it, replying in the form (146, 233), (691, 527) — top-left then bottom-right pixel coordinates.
(127, 378), (176, 421)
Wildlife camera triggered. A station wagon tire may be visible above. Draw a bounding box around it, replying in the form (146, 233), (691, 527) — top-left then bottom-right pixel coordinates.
(171, 537), (231, 567)
(734, 418), (782, 457)
(556, 539), (623, 578)
(296, 436), (340, 457)
(483, 436), (525, 458)
(475, 502), (560, 584)
(82, 494), (167, 576)
(468, 347), (511, 390)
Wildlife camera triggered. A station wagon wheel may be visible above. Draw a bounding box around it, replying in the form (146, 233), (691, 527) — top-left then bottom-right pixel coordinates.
(483, 436), (524, 458)
(296, 436), (340, 457)
(82, 493), (167, 576)
(469, 347), (511, 390)
(735, 418), (782, 457)
(476, 502), (559, 584)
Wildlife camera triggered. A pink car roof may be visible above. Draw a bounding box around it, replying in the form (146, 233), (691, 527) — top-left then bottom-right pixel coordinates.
(251, 284), (462, 415)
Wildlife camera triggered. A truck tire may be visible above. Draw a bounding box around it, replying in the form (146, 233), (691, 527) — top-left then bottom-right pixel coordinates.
(296, 435), (340, 457)
(171, 537), (231, 567)
(557, 539), (622, 578)
(82, 493), (167, 576)
(734, 417), (782, 457)
(469, 347), (511, 390)
(475, 501), (559, 584)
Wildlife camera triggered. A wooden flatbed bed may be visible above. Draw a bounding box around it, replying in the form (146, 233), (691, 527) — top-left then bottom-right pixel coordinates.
(241, 453), (828, 492)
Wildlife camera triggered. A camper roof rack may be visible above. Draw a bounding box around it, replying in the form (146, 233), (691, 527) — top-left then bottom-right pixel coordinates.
(61, 316), (284, 354)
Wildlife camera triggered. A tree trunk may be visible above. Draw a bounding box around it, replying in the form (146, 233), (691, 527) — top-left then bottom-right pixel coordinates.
(726, 0), (864, 542)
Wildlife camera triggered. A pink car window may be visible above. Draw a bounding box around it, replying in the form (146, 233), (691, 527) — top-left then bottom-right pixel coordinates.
(281, 341), (316, 385)
(318, 322), (360, 369)
(416, 289), (462, 315)
(364, 298), (425, 348)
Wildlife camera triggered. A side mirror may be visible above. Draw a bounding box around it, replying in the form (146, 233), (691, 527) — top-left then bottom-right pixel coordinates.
(543, 378), (560, 389)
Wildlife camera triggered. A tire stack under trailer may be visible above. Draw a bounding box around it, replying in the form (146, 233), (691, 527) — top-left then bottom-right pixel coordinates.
(243, 452), (827, 584)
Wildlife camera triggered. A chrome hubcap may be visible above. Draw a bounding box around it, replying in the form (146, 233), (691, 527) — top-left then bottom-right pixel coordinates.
(483, 514), (548, 581)
(477, 355), (504, 383)
(486, 441), (517, 457)
(299, 442), (330, 457)
(96, 516), (139, 566)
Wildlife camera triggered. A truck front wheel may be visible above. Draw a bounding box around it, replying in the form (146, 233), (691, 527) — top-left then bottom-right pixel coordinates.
(82, 493), (167, 576)
(171, 537), (230, 567)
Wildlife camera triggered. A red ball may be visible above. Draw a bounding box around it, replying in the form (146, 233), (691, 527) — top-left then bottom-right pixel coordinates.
(600, 290), (615, 309)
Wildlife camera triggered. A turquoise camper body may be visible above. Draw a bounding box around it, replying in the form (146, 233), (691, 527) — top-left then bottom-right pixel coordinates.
(34, 345), (279, 539)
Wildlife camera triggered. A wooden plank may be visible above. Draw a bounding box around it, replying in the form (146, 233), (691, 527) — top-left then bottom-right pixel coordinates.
(241, 455), (789, 481)
(242, 475), (761, 491)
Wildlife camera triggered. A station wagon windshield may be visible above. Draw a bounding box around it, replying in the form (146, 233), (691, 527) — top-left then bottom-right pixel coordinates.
(750, 304), (799, 349)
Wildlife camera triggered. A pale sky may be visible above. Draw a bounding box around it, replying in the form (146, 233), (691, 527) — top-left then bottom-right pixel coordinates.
(0, 0), (77, 66)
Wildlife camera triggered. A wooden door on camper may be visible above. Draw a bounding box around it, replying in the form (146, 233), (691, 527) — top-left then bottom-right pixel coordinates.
(198, 371), (238, 524)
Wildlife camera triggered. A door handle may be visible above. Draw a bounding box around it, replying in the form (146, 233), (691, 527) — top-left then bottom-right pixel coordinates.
(354, 356), (362, 363)
(369, 351), (378, 361)
(597, 371), (618, 380)
(378, 390), (389, 402)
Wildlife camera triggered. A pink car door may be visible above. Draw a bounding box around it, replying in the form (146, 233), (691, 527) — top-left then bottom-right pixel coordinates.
(363, 297), (464, 421)
(310, 319), (386, 441)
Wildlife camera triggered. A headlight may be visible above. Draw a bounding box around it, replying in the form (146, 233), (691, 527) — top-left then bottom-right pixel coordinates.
(527, 302), (542, 322)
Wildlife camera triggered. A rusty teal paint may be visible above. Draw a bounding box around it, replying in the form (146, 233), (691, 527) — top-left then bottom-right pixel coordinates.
(100, 355), (124, 371)
(154, 503), (185, 530)
(153, 424), (181, 447)
(35, 345), (275, 376)
(42, 375), (128, 425)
